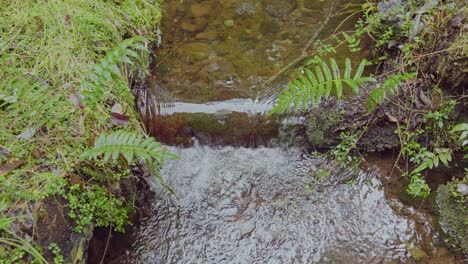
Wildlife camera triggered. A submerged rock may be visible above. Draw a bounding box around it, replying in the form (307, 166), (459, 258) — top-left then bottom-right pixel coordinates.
(178, 42), (212, 61)
(436, 183), (468, 254)
(190, 2), (213, 18)
(181, 17), (208, 33)
(263, 0), (297, 18)
(236, 2), (257, 15)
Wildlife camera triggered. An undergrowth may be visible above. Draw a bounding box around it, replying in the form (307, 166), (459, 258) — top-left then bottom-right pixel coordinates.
(0, 0), (170, 262)
(270, 0), (466, 200)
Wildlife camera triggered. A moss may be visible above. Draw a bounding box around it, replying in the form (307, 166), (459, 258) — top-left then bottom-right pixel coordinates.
(436, 183), (468, 254)
(407, 247), (428, 262)
(306, 102), (344, 147)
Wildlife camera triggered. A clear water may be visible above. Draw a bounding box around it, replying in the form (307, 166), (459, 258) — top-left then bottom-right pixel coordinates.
(108, 0), (460, 263)
(120, 146), (452, 263)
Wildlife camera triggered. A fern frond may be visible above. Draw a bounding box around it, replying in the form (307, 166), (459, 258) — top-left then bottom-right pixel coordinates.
(80, 36), (149, 108)
(270, 58), (374, 114)
(367, 72), (416, 113)
(80, 130), (177, 164)
(0, 70), (71, 130)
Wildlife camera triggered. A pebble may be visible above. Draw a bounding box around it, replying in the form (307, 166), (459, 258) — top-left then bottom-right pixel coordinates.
(456, 184), (468, 195)
(224, 19), (235, 27)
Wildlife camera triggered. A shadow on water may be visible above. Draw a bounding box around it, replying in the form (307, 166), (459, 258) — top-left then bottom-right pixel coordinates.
(90, 0), (462, 263)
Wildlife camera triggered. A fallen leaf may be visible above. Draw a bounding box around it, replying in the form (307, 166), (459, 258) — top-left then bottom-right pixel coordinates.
(111, 102), (129, 127)
(418, 88), (433, 108)
(111, 112), (130, 127)
(68, 173), (83, 187)
(0, 147), (10, 157)
(111, 103), (123, 114)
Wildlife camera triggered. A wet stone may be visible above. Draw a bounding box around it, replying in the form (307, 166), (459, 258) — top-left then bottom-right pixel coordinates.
(181, 17), (208, 33)
(263, 0), (297, 18)
(224, 19), (235, 27)
(190, 2), (213, 18)
(195, 30), (218, 41)
(178, 42), (212, 61)
(236, 2), (257, 15)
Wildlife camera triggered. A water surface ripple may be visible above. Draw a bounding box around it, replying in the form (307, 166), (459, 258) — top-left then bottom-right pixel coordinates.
(125, 146), (433, 263)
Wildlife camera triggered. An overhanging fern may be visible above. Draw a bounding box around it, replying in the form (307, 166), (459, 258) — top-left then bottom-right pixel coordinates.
(367, 72), (416, 113)
(81, 130), (177, 164)
(270, 58), (375, 114)
(80, 36), (149, 108)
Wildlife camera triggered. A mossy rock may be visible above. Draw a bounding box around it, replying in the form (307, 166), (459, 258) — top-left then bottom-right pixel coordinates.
(435, 183), (468, 254)
(306, 101), (344, 147)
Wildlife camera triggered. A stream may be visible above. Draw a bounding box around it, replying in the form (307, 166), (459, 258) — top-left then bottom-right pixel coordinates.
(99, 0), (459, 263)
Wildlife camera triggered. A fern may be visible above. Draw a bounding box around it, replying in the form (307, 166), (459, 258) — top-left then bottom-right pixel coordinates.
(81, 130), (176, 164)
(0, 70), (71, 130)
(367, 72), (416, 113)
(270, 58), (374, 114)
(80, 36), (149, 108)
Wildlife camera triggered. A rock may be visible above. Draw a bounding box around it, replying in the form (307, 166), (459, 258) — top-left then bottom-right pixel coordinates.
(306, 100), (344, 147)
(305, 99), (399, 151)
(178, 42), (212, 61)
(377, 0), (406, 26)
(263, 0), (297, 18)
(456, 183), (468, 195)
(195, 30), (218, 41)
(259, 20), (280, 36)
(190, 2), (212, 18)
(181, 17), (208, 33)
(236, 2), (257, 15)
(224, 19), (235, 27)
(436, 184), (468, 254)
(36, 197), (94, 264)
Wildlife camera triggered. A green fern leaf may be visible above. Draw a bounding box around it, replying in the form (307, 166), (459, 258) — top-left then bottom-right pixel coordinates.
(81, 130), (177, 164)
(80, 37), (149, 109)
(270, 57), (372, 114)
(367, 72), (416, 113)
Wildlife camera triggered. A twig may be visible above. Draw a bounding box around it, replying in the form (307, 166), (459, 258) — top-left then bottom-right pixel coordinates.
(260, 2), (338, 90)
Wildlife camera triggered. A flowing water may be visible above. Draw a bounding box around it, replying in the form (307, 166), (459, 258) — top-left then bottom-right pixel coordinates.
(99, 0), (460, 263)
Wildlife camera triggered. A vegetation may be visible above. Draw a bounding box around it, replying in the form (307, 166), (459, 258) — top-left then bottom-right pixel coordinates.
(0, 0), (170, 262)
(270, 58), (373, 114)
(271, 0), (467, 200)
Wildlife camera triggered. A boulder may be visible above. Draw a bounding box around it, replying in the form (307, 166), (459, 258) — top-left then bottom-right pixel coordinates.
(305, 99), (400, 151)
(178, 42), (212, 61)
(435, 183), (468, 254)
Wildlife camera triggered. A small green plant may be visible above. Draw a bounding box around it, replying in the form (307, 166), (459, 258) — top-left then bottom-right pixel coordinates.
(48, 243), (64, 264)
(270, 58), (374, 114)
(66, 184), (129, 233)
(315, 168), (331, 181)
(342, 32), (361, 52)
(332, 132), (361, 168)
(451, 123), (468, 158)
(407, 173), (431, 198)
